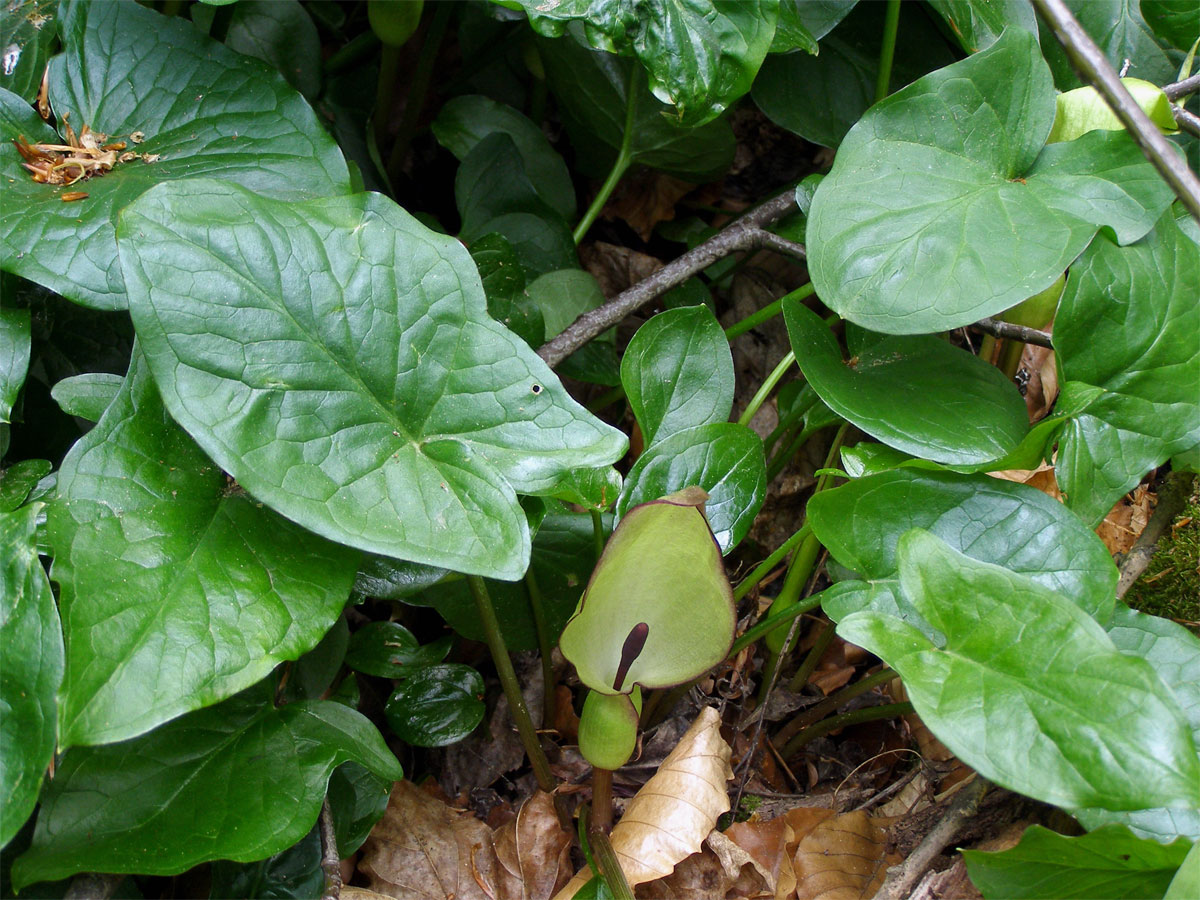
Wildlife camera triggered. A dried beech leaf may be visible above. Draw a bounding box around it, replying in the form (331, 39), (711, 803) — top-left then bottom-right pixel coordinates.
(342, 890), (395, 900)
(359, 782), (499, 900)
(555, 707), (733, 897)
(792, 810), (897, 900)
(493, 790), (573, 900)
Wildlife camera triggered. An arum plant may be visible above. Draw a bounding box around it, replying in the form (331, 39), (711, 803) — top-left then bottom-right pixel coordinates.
(558, 487), (735, 832)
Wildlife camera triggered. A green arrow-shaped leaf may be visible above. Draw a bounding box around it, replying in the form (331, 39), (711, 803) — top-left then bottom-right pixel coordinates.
(10, 686), (403, 888)
(46, 350), (361, 747)
(117, 180), (627, 580)
(0, 0), (349, 310)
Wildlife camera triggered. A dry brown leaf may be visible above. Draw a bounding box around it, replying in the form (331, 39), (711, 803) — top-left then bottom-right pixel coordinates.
(493, 791), (573, 900)
(601, 170), (698, 241)
(555, 707), (733, 898)
(1096, 483), (1154, 556)
(1017, 343), (1058, 422)
(359, 781), (500, 900)
(792, 810), (897, 900)
(579, 241), (663, 299)
(342, 889), (399, 900)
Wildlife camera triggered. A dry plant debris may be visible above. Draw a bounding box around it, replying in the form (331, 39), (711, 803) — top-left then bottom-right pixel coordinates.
(12, 113), (157, 190)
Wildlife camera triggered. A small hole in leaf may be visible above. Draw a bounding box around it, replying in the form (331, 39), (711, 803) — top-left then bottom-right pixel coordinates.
(530, 383), (543, 394)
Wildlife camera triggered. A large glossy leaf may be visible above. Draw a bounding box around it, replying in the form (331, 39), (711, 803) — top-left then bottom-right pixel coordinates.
(46, 350), (360, 747)
(433, 95), (575, 222)
(838, 529), (1200, 812)
(753, 0), (957, 148)
(190, 0), (321, 100)
(0, 306), (29, 423)
(773, 0), (855, 49)
(503, 0), (778, 126)
(621, 306), (734, 448)
(784, 300), (1028, 465)
(1054, 216), (1200, 526)
(1073, 605), (1200, 842)
(117, 180), (626, 581)
(384, 664), (486, 748)
(0, 504), (63, 849)
(9, 687), (404, 888)
(1039, 0), (1177, 90)
(806, 28), (1175, 334)
(926, 0), (1038, 52)
(963, 824), (1193, 900)
(617, 423), (765, 554)
(1140, 0), (1199, 51)
(0, 0), (56, 102)
(0, 0), (349, 310)
(537, 28), (735, 180)
(560, 488), (735, 695)
(809, 468), (1118, 633)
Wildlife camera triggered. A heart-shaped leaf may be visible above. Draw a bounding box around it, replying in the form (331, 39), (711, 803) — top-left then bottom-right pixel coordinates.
(0, 306), (29, 423)
(9, 686), (404, 889)
(560, 488), (734, 695)
(506, 0), (778, 126)
(0, 0), (349, 310)
(806, 28), (1175, 334)
(621, 306), (734, 448)
(809, 468), (1118, 632)
(963, 824), (1193, 900)
(838, 529), (1200, 812)
(1054, 215), (1200, 526)
(537, 29), (735, 180)
(46, 350), (360, 747)
(0, 504), (63, 849)
(117, 180), (627, 581)
(384, 663), (485, 747)
(784, 300), (1028, 466)
(1073, 605), (1200, 842)
(617, 423), (766, 554)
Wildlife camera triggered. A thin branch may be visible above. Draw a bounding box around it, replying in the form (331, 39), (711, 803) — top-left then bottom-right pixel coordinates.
(971, 317), (1054, 349)
(538, 191), (799, 367)
(1171, 104), (1200, 139)
(753, 229), (808, 262)
(1032, 0), (1200, 222)
(319, 798), (343, 900)
(1117, 471), (1194, 599)
(1164, 72), (1200, 101)
(872, 776), (991, 900)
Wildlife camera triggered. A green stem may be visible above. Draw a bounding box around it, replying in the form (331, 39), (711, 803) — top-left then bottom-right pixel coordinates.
(999, 338), (1026, 380)
(386, 1), (452, 187)
(573, 66), (641, 244)
(590, 509), (606, 561)
(775, 667), (898, 749)
(764, 387), (816, 456)
(729, 588), (827, 657)
(738, 351), (795, 428)
(467, 575), (556, 793)
(375, 43), (403, 149)
(733, 522), (811, 603)
(766, 421), (827, 482)
(724, 283), (815, 341)
(591, 767), (614, 834)
(786, 617), (836, 693)
(524, 568), (556, 728)
(782, 702), (914, 757)
(589, 826), (635, 898)
(757, 533), (821, 704)
(875, 0), (902, 103)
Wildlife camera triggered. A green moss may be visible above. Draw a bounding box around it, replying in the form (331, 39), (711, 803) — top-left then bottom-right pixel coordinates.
(1127, 479), (1200, 634)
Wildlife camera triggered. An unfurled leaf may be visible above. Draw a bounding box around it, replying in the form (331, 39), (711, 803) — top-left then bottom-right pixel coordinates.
(617, 423), (766, 554)
(504, 0), (778, 126)
(384, 663), (485, 747)
(1048, 79), (1177, 144)
(621, 306), (734, 448)
(118, 180), (626, 581)
(10, 687), (403, 888)
(0, 504), (62, 849)
(0, 0), (349, 310)
(806, 28), (1175, 334)
(560, 488), (734, 695)
(558, 706), (732, 896)
(963, 824), (1193, 900)
(838, 530), (1200, 812)
(783, 300), (1028, 466)
(50, 372), (122, 422)
(46, 351), (360, 747)
(1054, 215), (1200, 526)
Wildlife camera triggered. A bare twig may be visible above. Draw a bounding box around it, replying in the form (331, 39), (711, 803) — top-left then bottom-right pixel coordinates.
(971, 317), (1054, 348)
(319, 798), (343, 900)
(1032, 0), (1200, 222)
(538, 191), (799, 367)
(64, 874), (122, 900)
(1164, 72), (1200, 101)
(872, 776), (991, 900)
(1171, 105), (1200, 139)
(1117, 472), (1194, 599)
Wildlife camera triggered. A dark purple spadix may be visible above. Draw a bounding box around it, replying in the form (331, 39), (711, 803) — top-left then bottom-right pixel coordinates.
(612, 622), (650, 692)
